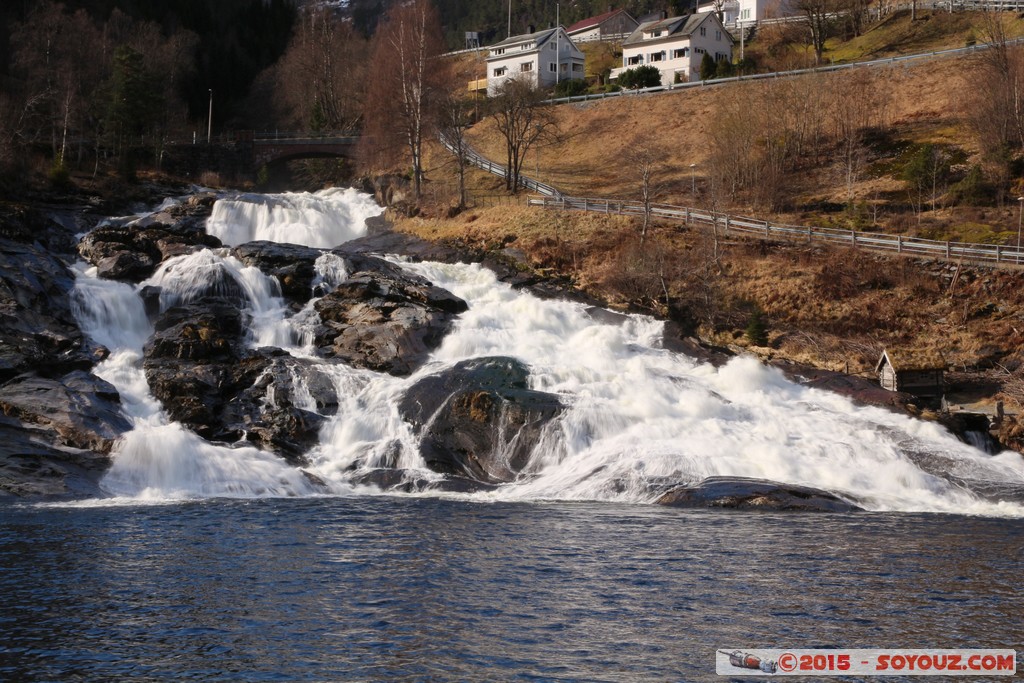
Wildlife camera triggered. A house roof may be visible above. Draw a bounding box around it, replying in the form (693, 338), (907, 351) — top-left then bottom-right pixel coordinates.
(489, 27), (559, 50)
(875, 349), (947, 373)
(622, 13), (734, 46)
(566, 8), (631, 34)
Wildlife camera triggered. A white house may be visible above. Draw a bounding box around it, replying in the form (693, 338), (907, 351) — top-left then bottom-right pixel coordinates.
(610, 13), (734, 86)
(485, 26), (585, 96)
(565, 8), (639, 43)
(698, 0), (798, 26)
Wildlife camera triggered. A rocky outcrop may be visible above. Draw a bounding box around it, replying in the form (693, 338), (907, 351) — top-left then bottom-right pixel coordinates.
(232, 241), (325, 304)
(0, 371), (130, 454)
(0, 371), (132, 499)
(656, 476), (862, 512)
(142, 299), (335, 464)
(313, 268), (468, 376)
(77, 198), (221, 281)
(399, 357), (563, 483)
(0, 238), (95, 382)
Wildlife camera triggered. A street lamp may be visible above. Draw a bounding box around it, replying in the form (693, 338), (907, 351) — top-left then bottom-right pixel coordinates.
(689, 163), (697, 204)
(1017, 196), (1023, 264)
(207, 89), (213, 144)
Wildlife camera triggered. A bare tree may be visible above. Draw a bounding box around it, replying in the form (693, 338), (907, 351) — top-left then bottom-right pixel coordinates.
(488, 77), (556, 192)
(829, 69), (889, 204)
(794, 0), (838, 64)
(624, 140), (668, 247)
(360, 0), (444, 199)
(438, 90), (475, 209)
(270, 7), (366, 132)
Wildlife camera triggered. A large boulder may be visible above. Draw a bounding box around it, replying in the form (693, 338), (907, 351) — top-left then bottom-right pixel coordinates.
(0, 415), (109, 498)
(399, 357), (563, 483)
(313, 268), (467, 376)
(0, 371), (130, 454)
(656, 476), (862, 512)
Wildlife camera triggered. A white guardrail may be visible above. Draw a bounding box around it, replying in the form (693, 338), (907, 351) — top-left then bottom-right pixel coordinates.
(526, 195), (1024, 267)
(440, 134), (563, 198)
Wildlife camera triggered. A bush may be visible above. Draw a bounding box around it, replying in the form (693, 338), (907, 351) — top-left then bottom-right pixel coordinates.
(48, 159), (71, 189)
(699, 53), (717, 80)
(745, 308), (768, 346)
(616, 65), (661, 89)
(715, 60), (735, 79)
(948, 165), (994, 206)
(553, 78), (588, 97)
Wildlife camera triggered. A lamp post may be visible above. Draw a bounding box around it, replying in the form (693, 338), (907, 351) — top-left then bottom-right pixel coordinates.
(207, 89), (213, 144)
(1017, 196), (1023, 264)
(689, 163), (697, 203)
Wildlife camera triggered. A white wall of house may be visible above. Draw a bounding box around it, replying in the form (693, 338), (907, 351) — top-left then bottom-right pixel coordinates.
(611, 14), (732, 85)
(723, 0), (797, 25)
(486, 28), (584, 96)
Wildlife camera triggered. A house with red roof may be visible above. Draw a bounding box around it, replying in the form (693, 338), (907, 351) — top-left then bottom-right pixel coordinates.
(565, 8), (639, 43)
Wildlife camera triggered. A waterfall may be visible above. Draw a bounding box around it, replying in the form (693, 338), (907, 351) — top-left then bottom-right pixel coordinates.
(67, 189), (1024, 516)
(71, 262), (320, 500)
(205, 187), (383, 248)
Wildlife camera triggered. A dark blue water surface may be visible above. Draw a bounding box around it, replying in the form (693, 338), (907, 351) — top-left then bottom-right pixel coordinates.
(1, 498), (1021, 682)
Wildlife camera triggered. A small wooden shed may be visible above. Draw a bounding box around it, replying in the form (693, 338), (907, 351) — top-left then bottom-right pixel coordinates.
(876, 349), (945, 396)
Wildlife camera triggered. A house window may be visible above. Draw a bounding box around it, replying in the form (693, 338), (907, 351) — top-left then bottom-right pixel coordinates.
(700, 27), (707, 36)
(572, 63), (583, 72)
(493, 48), (505, 56)
(549, 62), (557, 72)
(695, 47), (705, 54)
(627, 54), (643, 65)
(494, 67), (507, 77)
(521, 62), (533, 72)
(741, 8), (751, 19)
(716, 30), (722, 40)
(672, 48), (688, 59)
(716, 52), (727, 62)
(560, 62), (568, 72)
(650, 51), (665, 62)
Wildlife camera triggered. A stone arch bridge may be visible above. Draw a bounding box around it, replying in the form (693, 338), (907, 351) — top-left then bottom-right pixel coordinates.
(245, 131), (360, 169)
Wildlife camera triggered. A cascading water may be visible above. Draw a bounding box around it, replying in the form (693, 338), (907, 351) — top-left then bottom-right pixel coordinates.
(71, 189), (1024, 516)
(205, 187), (383, 248)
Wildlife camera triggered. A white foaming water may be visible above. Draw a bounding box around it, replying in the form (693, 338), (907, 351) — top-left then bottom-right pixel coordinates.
(205, 187), (383, 248)
(71, 263), (319, 500)
(67, 190), (1024, 515)
(353, 260), (1024, 517)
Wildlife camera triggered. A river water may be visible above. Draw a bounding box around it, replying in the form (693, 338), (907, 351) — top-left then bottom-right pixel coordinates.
(2, 188), (1023, 680)
(2, 499), (1022, 682)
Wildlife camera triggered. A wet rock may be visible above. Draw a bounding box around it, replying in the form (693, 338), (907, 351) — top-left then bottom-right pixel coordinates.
(313, 268), (468, 376)
(399, 356), (563, 484)
(656, 477), (862, 512)
(0, 369), (130, 457)
(0, 238), (92, 381)
(232, 241), (324, 304)
(78, 214), (221, 282)
(144, 302), (335, 464)
(349, 468), (499, 494)
(0, 415), (108, 498)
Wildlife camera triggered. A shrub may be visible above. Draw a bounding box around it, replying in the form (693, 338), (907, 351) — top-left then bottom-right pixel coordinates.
(745, 308), (768, 346)
(700, 53), (717, 80)
(715, 59), (735, 78)
(48, 159), (71, 189)
(948, 165), (994, 206)
(616, 65), (661, 89)
(553, 78), (588, 97)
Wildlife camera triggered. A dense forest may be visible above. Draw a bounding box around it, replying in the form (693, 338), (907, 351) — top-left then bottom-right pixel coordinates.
(0, 0), (704, 188)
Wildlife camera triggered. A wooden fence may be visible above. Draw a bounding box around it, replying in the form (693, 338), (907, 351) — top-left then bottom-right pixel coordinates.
(527, 196), (1024, 267)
